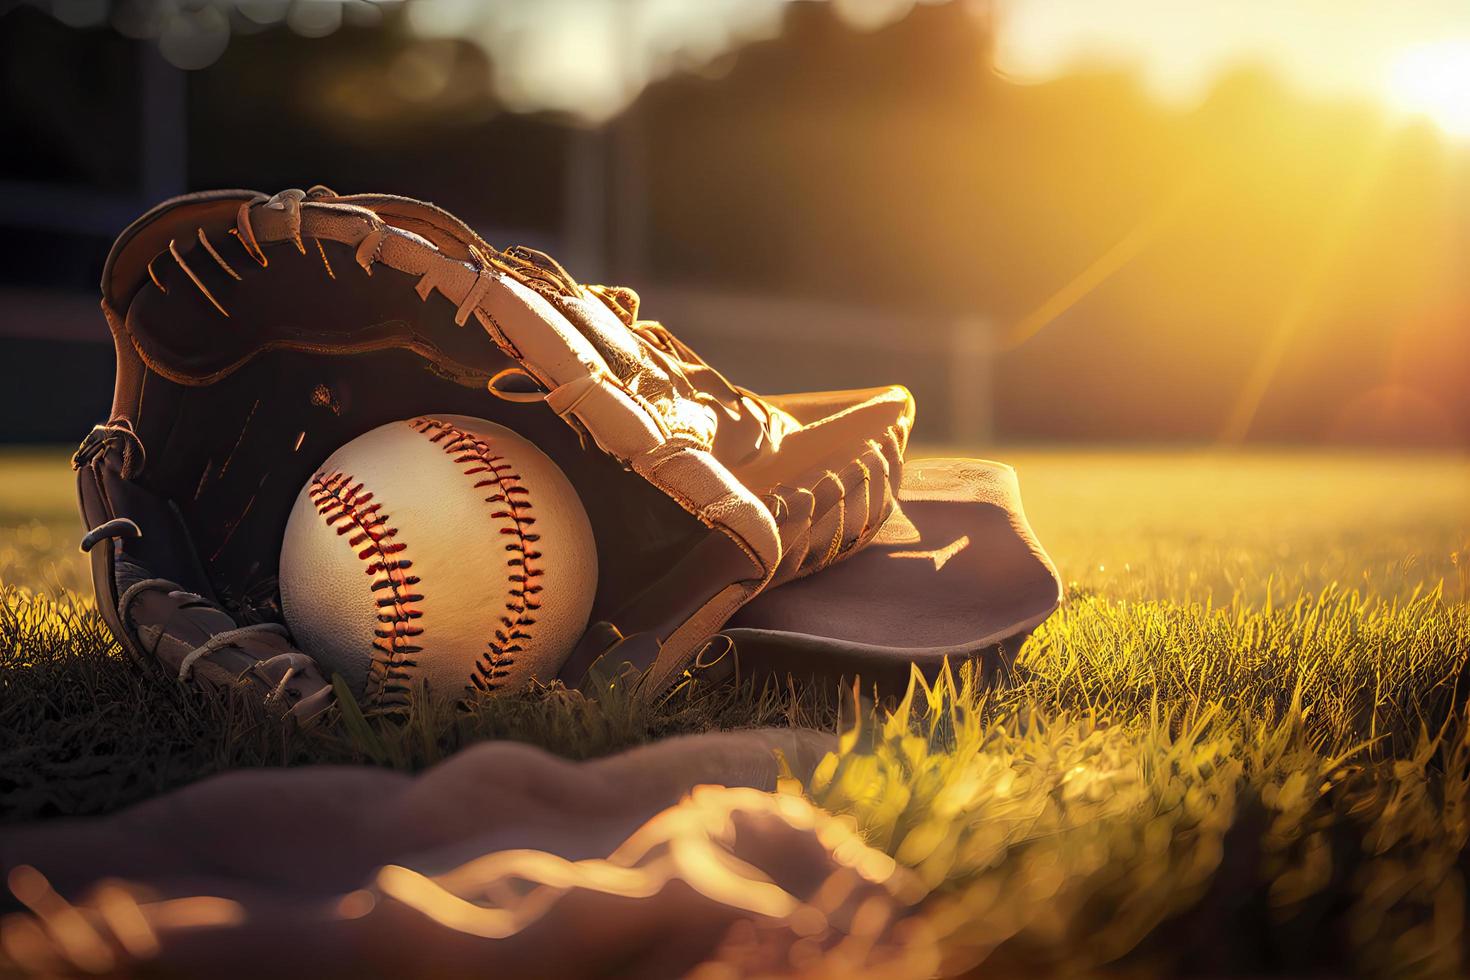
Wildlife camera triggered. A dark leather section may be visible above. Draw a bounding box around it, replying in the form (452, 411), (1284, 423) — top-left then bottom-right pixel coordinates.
(76, 441), (214, 610)
(103, 467), (216, 600)
(76, 455), (136, 664)
(123, 232), (514, 387)
(720, 457), (1062, 695)
(559, 530), (761, 686)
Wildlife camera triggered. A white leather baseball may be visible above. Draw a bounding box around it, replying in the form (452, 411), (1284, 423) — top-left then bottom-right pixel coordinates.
(279, 415), (597, 706)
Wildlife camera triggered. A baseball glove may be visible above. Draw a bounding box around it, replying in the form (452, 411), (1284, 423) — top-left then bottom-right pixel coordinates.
(75, 187), (1061, 723)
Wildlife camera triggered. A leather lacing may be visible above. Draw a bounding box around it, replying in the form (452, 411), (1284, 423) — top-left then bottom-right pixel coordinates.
(145, 188), (351, 315)
(73, 418), (146, 479)
(111, 577), (304, 708)
(161, 189), (539, 376)
(77, 512), (306, 705)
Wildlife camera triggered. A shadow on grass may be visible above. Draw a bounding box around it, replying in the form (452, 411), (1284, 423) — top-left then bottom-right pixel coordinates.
(0, 587), (844, 824)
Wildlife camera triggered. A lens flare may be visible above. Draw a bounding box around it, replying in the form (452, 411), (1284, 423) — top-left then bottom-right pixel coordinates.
(1384, 39), (1470, 138)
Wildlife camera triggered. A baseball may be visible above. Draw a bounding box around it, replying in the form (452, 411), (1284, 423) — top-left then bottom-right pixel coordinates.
(279, 415), (597, 707)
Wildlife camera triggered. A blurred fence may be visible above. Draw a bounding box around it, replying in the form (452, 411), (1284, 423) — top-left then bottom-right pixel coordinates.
(638, 285), (993, 443)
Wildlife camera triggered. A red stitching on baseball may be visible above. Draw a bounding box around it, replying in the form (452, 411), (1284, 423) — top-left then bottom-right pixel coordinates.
(410, 417), (542, 692)
(308, 470), (422, 705)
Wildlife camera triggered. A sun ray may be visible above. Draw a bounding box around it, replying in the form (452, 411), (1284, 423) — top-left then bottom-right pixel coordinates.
(1219, 132), (1395, 443)
(1001, 178), (1201, 351)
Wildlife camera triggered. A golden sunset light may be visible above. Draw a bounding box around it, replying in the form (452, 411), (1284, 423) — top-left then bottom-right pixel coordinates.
(1384, 38), (1470, 138)
(2, 3), (1468, 978)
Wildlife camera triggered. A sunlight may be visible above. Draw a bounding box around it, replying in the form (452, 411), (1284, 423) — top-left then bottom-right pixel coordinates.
(1384, 39), (1470, 138)
(1001, 178), (1201, 351)
(1219, 134), (1393, 443)
(994, 2), (1470, 129)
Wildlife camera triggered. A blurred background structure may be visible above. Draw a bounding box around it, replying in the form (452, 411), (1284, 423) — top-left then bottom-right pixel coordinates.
(1, 0), (1467, 446)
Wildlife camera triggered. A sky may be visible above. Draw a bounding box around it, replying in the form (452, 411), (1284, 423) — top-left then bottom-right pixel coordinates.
(402, 0), (789, 119)
(69, 0), (1470, 136)
(991, 0), (1470, 134)
(403, 0), (1470, 134)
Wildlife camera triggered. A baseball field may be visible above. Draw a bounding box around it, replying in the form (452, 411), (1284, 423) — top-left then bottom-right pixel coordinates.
(2, 445), (1468, 974)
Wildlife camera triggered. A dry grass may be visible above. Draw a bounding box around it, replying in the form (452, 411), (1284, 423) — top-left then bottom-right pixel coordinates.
(2, 445), (1468, 975)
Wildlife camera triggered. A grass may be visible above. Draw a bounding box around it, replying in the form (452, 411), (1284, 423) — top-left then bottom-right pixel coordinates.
(2, 444), (1468, 975)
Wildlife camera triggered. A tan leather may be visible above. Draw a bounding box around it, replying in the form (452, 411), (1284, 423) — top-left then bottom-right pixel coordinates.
(92, 187), (913, 698)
